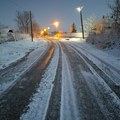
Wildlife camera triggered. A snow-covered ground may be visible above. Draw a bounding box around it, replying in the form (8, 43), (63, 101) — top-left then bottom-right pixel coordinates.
(0, 39), (47, 70)
(1, 37), (119, 71)
(61, 38), (120, 86)
(20, 44), (60, 120)
(61, 38), (120, 69)
(60, 49), (80, 120)
(0, 38), (48, 95)
(0, 37), (120, 119)
(20, 38), (120, 120)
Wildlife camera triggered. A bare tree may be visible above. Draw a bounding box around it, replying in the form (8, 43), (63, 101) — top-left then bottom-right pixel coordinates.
(84, 15), (96, 33)
(108, 0), (120, 22)
(108, 0), (120, 33)
(32, 21), (41, 38)
(15, 11), (31, 33)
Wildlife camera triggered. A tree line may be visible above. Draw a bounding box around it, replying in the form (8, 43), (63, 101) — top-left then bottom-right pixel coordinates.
(15, 11), (40, 38)
(85, 0), (120, 49)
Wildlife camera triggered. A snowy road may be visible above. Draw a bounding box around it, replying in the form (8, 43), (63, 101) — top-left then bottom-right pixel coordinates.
(0, 40), (120, 120)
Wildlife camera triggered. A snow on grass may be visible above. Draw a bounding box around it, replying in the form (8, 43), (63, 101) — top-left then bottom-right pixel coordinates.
(20, 44), (59, 120)
(0, 39), (47, 69)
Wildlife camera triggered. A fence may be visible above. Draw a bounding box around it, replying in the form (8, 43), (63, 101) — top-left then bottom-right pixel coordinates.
(0, 32), (30, 44)
(62, 32), (88, 38)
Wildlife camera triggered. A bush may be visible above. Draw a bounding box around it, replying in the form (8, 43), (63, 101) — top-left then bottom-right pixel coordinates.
(86, 32), (120, 49)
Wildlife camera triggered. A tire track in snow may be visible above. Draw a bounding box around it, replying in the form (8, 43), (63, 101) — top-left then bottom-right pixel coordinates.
(45, 44), (62, 120)
(68, 43), (120, 98)
(69, 42), (120, 87)
(0, 42), (54, 120)
(60, 46), (80, 120)
(0, 41), (50, 96)
(61, 42), (105, 120)
(70, 42), (120, 74)
(62, 42), (120, 120)
(20, 43), (60, 120)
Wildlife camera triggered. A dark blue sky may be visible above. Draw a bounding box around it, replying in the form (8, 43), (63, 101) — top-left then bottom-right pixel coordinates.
(0, 0), (110, 32)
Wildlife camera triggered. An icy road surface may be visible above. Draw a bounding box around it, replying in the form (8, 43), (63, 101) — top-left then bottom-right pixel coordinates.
(0, 39), (120, 120)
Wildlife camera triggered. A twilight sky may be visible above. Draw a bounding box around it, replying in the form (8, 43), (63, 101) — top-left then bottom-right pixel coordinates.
(0, 0), (111, 32)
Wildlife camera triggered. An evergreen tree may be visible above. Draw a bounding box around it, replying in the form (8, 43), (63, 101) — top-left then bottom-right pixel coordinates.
(70, 22), (77, 33)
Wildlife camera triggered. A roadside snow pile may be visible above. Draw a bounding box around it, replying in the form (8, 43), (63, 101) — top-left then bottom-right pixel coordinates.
(0, 39), (47, 70)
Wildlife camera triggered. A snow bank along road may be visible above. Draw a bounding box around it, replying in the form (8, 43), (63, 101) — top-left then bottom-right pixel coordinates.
(0, 40), (120, 120)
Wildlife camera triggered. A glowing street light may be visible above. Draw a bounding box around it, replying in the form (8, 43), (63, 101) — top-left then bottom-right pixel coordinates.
(76, 6), (84, 39)
(54, 21), (59, 28)
(53, 21), (60, 32)
(43, 28), (47, 32)
(76, 6), (83, 12)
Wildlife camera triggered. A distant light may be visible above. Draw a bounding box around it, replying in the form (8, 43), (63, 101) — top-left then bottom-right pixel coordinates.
(47, 27), (50, 30)
(76, 6), (83, 12)
(44, 28), (47, 32)
(40, 31), (44, 35)
(53, 21), (60, 28)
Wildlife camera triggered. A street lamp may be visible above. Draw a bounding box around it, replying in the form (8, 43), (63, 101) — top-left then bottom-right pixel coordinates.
(53, 21), (60, 32)
(76, 6), (84, 39)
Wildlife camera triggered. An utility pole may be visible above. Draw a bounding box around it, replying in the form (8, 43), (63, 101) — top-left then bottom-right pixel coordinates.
(30, 11), (33, 42)
(80, 10), (84, 39)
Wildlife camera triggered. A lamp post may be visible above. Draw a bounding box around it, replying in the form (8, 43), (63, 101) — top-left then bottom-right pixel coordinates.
(76, 6), (84, 39)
